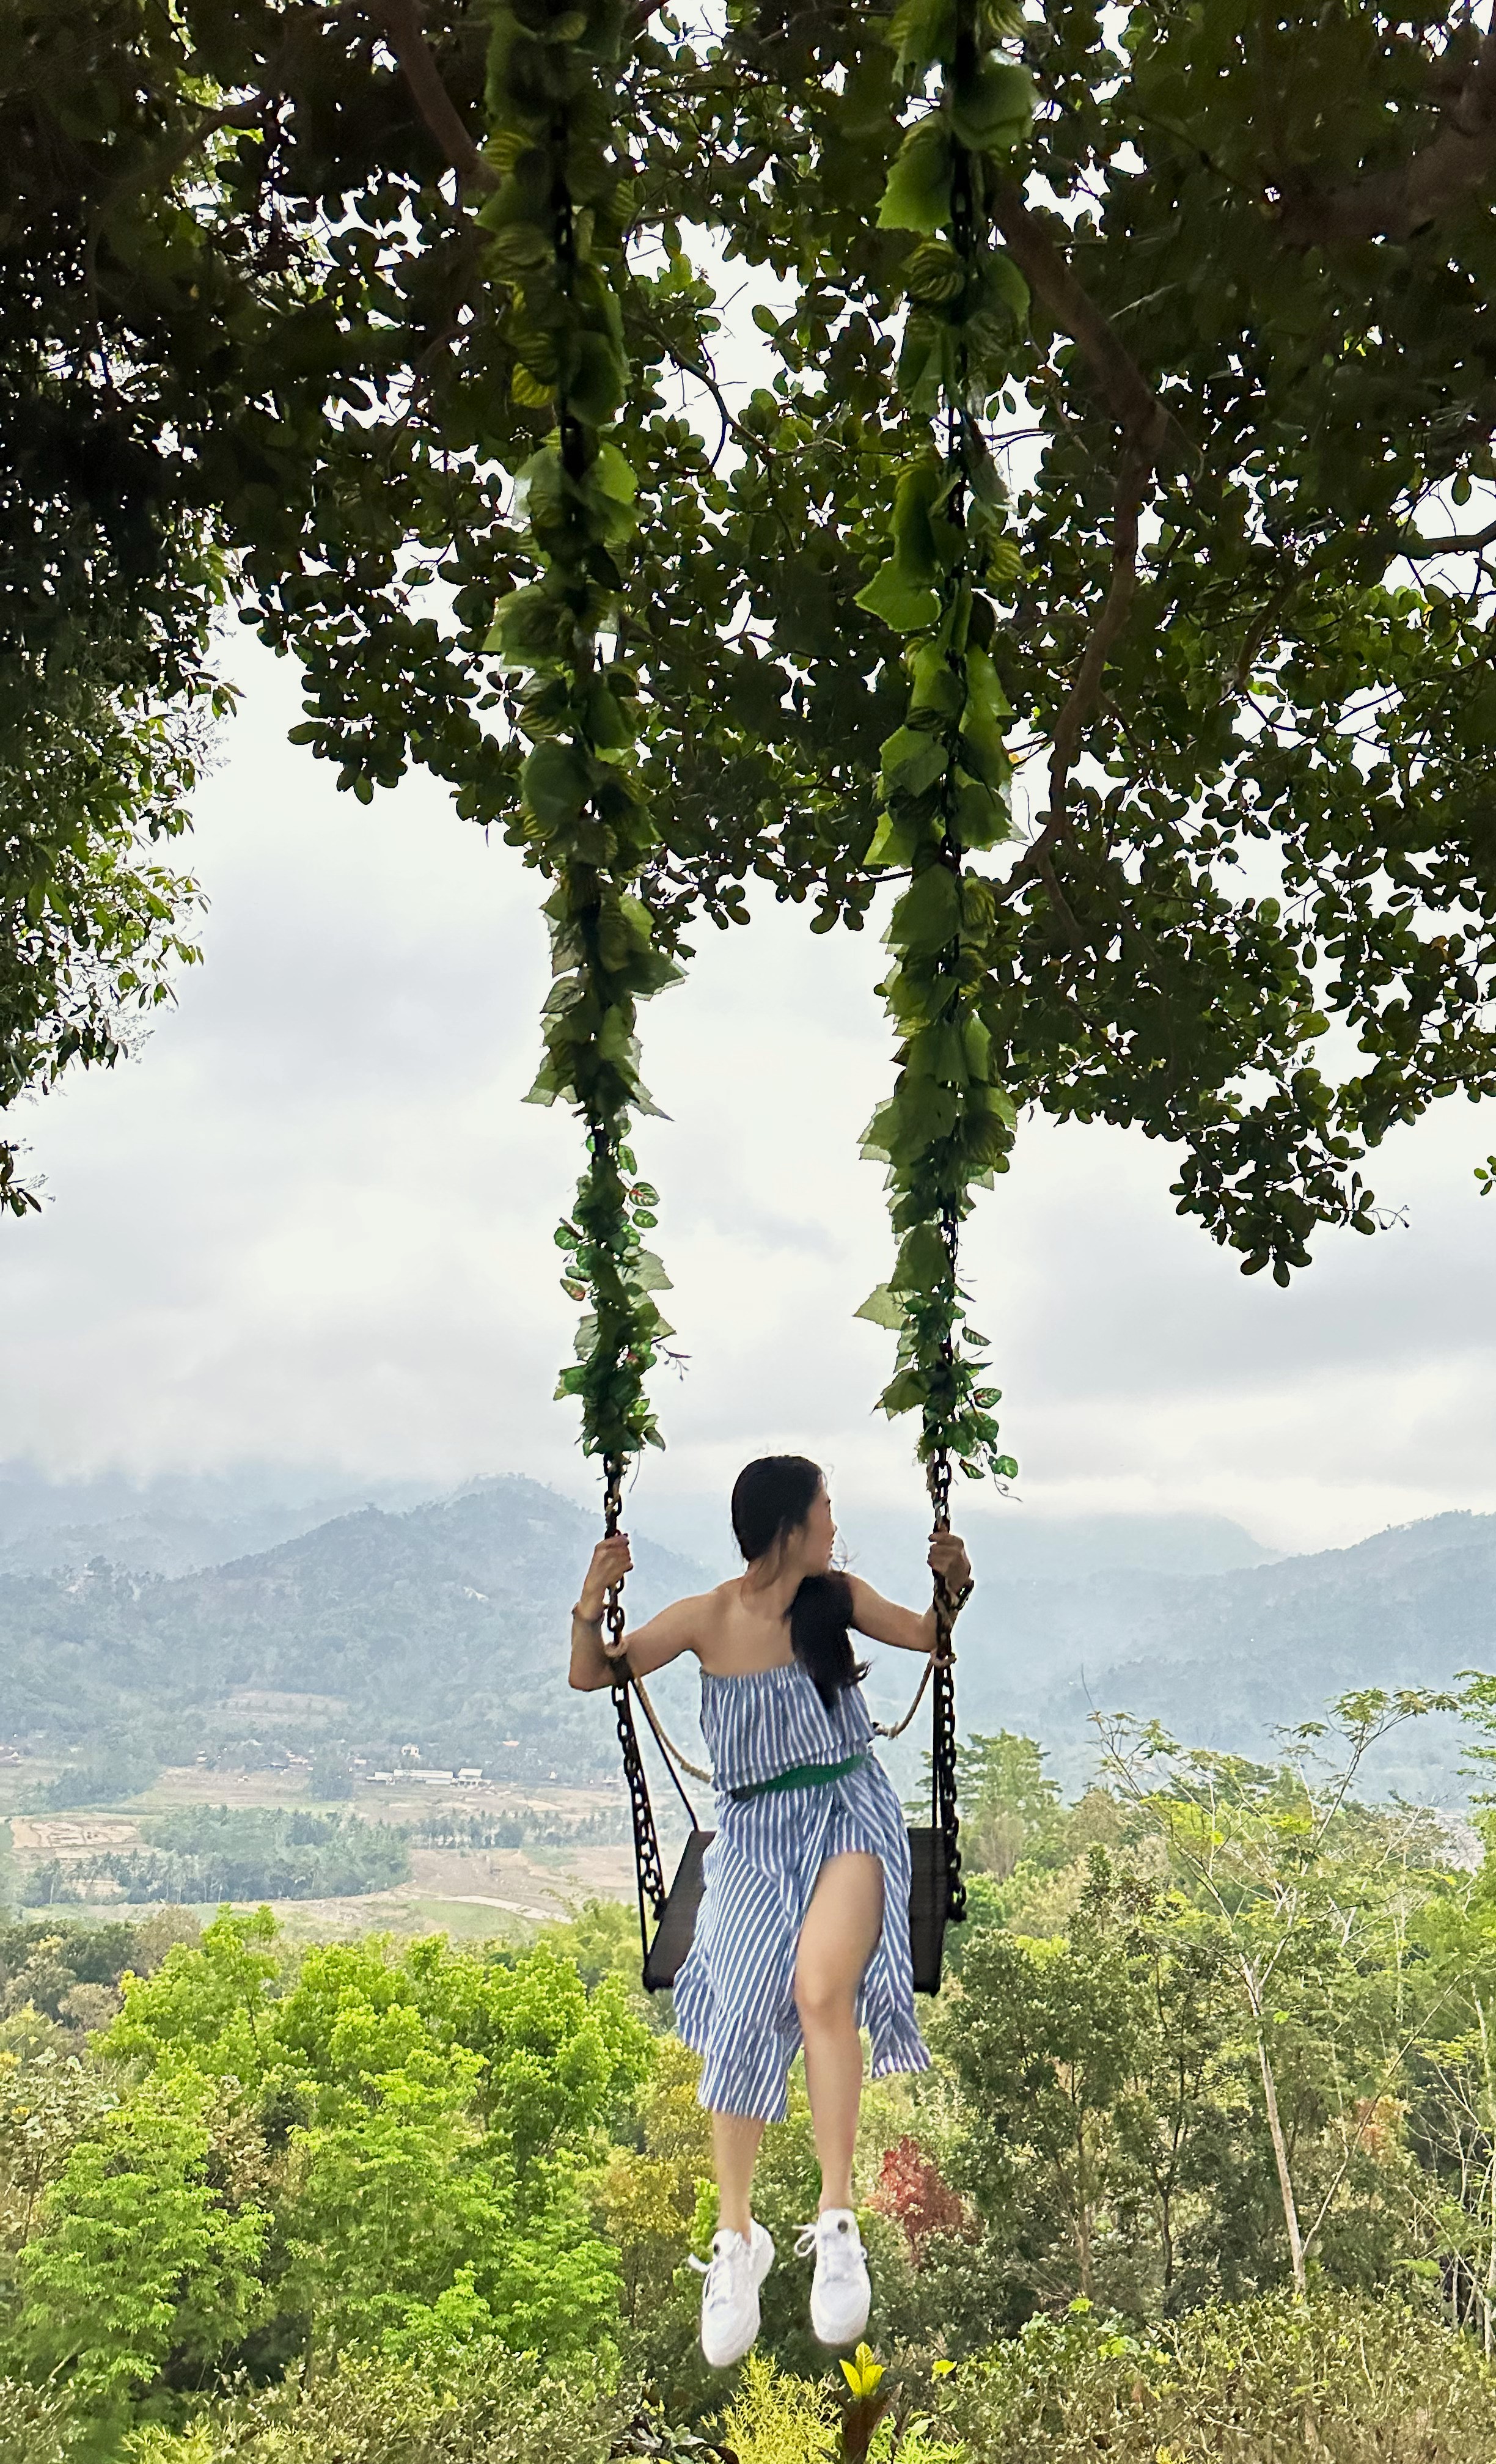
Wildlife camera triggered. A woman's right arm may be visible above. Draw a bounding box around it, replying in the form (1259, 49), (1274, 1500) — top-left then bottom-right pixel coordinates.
(567, 1535), (702, 1690)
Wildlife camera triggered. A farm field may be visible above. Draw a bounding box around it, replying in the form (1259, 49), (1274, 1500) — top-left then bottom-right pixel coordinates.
(2, 1761), (644, 1942)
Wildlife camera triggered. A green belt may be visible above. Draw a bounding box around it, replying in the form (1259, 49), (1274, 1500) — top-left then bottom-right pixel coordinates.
(727, 1751), (870, 1804)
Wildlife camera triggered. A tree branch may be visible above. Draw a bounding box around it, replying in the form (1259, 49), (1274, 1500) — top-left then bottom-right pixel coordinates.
(990, 181), (1192, 468)
(375, 0), (497, 191)
(1396, 514), (1496, 558)
(98, 6), (369, 218)
(97, 100), (272, 225)
(1000, 421), (1167, 909)
(1043, 431), (1160, 826)
(1277, 13), (1496, 244)
(982, 188), (1191, 900)
(1300, 1990), (1456, 2267)
(626, 298), (774, 468)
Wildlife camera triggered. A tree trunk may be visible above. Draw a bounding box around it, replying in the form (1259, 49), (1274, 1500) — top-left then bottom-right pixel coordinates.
(1077, 2196), (1094, 2299)
(1478, 2000), (1495, 2358)
(1478, 2158), (1488, 2365)
(1255, 2026), (1307, 2297)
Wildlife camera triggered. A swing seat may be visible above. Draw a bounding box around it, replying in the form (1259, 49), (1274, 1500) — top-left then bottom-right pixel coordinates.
(640, 1825), (955, 1996)
(906, 1825), (953, 1994)
(642, 1829), (715, 1993)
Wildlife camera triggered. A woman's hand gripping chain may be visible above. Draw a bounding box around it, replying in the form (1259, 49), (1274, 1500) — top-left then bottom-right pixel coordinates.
(926, 1530), (974, 1666)
(575, 1533), (634, 1661)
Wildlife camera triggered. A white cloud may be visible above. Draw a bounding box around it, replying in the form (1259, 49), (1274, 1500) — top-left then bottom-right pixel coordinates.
(3, 640), (1495, 1560)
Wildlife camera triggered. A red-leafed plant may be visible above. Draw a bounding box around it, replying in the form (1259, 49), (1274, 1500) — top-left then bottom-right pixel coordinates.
(870, 2136), (972, 2265)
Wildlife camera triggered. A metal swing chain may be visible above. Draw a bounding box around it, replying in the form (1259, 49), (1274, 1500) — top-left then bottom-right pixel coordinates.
(603, 1452), (670, 1934)
(920, 295), (978, 1930)
(928, 1230), (967, 1925)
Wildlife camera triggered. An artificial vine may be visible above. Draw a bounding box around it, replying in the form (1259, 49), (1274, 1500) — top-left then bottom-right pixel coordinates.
(479, 0), (678, 1466)
(853, 0), (1032, 1484)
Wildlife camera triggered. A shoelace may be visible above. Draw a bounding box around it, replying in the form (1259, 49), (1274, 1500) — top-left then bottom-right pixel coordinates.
(794, 2218), (863, 2270)
(689, 2237), (748, 2291)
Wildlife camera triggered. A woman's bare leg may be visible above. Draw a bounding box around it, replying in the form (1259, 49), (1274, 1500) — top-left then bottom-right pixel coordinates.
(793, 1851), (885, 2214)
(714, 2111), (766, 2241)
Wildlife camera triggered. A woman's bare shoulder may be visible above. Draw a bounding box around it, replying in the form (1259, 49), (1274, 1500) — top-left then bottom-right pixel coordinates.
(647, 1579), (737, 1641)
(692, 1579), (743, 1630)
(619, 1582), (732, 1676)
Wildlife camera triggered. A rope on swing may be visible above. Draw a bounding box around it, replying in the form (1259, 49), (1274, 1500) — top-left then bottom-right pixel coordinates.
(631, 1676), (713, 1784)
(872, 1654), (938, 1742)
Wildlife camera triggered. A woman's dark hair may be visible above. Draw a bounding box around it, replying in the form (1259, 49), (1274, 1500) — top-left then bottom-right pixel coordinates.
(730, 1454), (823, 1561)
(730, 1455), (866, 1709)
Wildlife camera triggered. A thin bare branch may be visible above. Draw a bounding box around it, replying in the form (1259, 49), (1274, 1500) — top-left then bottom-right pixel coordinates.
(999, 421), (1167, 909)
(1300, 1989), (1456, 2264)
(1043, 430), (1162, 829)
(975, 193), (1192, 901)
(626, 298), (772, 467)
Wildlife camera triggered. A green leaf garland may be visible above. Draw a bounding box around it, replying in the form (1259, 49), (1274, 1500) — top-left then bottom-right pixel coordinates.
(480, 0), (680, 1467)
(854, 0), (1031, 1484)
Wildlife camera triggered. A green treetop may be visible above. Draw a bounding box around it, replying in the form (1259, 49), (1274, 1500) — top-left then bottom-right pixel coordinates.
(9, 0), (1496, 1462)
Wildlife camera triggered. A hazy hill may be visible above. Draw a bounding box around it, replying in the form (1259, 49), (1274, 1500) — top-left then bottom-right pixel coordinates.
(955, 1509), (1496, 1799)
(0, 1461), (441, 1578)
(0, 1477), (710, 1782)
(2, 1467), (1492, 1801)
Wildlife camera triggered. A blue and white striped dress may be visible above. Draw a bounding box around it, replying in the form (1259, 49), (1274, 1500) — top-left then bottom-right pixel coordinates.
(672, 1660), (931, 2120)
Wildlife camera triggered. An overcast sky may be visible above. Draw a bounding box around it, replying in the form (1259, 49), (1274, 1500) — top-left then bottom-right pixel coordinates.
(4, 636), (1495, 1559)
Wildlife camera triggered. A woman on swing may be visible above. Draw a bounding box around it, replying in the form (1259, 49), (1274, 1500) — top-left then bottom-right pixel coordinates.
(568, 1453), (972, 2368)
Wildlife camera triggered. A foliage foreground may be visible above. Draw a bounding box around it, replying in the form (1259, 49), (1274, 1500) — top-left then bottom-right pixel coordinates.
(1, 2293), (1492, 2463)
(9, 1705), (1496, 2454)
(5, 1698), (1496, 2457)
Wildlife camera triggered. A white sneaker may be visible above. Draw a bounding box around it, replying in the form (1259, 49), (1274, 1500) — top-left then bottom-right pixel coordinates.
(796, 2207), (871, 2346)
(691, 2220), (775, 2367)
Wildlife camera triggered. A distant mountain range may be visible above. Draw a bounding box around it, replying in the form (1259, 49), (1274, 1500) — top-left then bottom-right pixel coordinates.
(0, 1461), (1278, 1587)
(0, 1465), (1490, 1802)
(999, 1509), (1496, 1799)
(0, 1461), (442, 1580)
(628, 1491), (1280, 1588)
(0, 1478), (709, 1786)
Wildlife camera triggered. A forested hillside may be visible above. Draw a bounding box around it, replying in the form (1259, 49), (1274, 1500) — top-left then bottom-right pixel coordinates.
(0, 1462), (441, 1580)
(0, 1478), (706, 1790)
(1, 1478), (1492, 1799)
(1004, 1512), (1496, 1798)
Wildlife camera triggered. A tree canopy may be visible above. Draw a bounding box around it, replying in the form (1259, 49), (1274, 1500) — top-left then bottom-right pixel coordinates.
(7, 0), (1496, 1463)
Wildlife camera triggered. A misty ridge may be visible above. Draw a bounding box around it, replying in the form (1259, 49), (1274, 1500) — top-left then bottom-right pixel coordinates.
(0, 1461), (1489, 1803)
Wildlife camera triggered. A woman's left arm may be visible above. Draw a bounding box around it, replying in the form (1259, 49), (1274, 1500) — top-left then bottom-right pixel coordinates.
(847, 1535), (974, 1655)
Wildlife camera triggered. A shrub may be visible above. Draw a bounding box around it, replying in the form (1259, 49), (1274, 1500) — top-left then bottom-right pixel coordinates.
(870, 2138), (973, 2265)
(720, 2354), (838, 2464)
(120, 2350), (630, 2463)
(0, 2374), (75, 2463)
(721, 2353), (961, 2464)
(17, 2069), (269, 2421)
(927, 2289), (1496, 2462)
